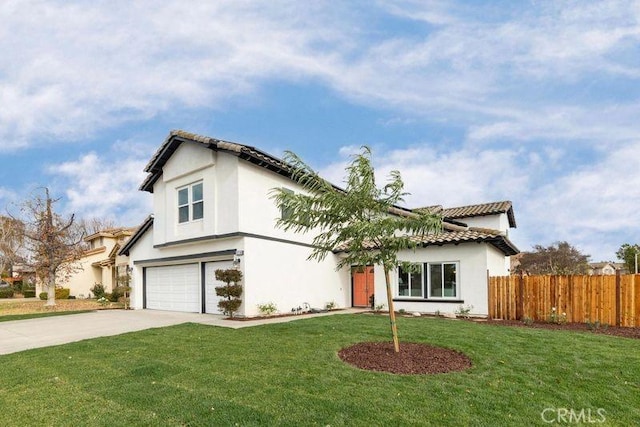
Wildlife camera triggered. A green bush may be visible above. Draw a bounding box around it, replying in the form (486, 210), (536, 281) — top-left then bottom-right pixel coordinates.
(0, 288), (14, 298)
(23, 290), (36, 298)
(39, 292), (48, 300)
(12, 281), (23, 293)
(215, 269), (243, 318)
(90, 283), (106, 299)
(109, 286), (129, 302)
(55, 288), (70, 299)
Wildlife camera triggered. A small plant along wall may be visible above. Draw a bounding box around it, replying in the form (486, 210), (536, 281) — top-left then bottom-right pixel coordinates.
(215, 269), (243, 318)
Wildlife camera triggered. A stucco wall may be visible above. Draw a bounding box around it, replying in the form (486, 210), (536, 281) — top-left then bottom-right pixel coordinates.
(127, 225), (243, 310)
(374, 242), (492, 316)
(455, 213), (510, 234)
(241, 237), (350, 317)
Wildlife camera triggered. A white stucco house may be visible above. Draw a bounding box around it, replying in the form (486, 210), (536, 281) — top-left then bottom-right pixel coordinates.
(57, 228), (134, 298)
(120, 130), (519, 317)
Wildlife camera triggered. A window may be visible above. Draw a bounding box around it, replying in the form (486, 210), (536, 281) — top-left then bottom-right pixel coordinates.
(427, 262), (458, 298)
(280, 188), (294, 220)
(178, 182), (203, 223)
(396, 261), (459, 299)
(397, 264), (423, 297)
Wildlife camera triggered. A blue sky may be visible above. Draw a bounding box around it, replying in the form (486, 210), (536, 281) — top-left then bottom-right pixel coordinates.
(1, 0), (639, 262)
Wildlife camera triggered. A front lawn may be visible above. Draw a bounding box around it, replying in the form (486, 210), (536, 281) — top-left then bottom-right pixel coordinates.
(0, 315), (638, 426)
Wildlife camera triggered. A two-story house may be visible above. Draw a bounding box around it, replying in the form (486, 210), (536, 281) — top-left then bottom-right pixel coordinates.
(58, 228), (134, 298)
(120, 130), (518, 316)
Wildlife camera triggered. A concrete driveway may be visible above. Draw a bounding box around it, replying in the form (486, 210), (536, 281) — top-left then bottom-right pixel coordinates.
(0, 308), (361, 355)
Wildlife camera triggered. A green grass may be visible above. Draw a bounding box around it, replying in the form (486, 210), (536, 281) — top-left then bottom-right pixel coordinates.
(0, 310), (94, 322)
(0, 315), (638, 426)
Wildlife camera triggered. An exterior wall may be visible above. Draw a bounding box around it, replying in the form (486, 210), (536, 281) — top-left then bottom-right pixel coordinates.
(376, 243), (493, 316)
(153, 143), (224, 246)
(58, 240), (127, 298)
(59, 253), (103, 298)
(241, 237), (350, 316)
(237, 160), (318, 244)
(127, 225), (243, 310)
(455, 213), (509, 234)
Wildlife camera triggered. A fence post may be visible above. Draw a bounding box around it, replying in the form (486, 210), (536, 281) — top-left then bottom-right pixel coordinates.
(516, 272), (524, 320)
(615, 270), (621, 327)
(487, 270), (491, 319)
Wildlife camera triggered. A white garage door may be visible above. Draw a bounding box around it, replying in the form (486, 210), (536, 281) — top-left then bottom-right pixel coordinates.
(146, 264), (200, 312)
(204, 261), (235, 314)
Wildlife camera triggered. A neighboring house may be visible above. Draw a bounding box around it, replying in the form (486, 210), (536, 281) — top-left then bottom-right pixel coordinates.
(57, 228), (135, 298)
(588, 262), (628, 276)
(120, 130), (519, 317)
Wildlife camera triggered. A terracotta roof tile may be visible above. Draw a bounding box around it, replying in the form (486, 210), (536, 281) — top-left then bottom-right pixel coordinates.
(333, 229), (519, 255)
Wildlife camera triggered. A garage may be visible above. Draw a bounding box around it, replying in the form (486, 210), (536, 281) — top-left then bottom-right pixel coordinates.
(145, 264), (200, 312)
(204, 260), (235, 314)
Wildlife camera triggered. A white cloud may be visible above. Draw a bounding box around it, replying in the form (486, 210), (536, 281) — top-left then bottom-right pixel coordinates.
(2, 1), (639, 151)
(46, 147), (152, 226)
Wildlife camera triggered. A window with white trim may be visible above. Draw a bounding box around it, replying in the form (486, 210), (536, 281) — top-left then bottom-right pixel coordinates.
(427, 262), (458, 298)
(396, 262), (459, 299)
(178, 182), (203, 223)
(397, 264), (423, 297)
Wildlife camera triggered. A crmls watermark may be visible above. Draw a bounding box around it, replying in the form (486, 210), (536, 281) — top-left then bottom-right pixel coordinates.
(541, 407), (606, 424)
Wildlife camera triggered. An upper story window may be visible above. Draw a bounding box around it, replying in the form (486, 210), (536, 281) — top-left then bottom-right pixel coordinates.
(178, 182), (203, 223)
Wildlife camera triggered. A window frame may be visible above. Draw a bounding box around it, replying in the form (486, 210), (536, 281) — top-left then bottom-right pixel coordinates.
(177, 181), (204, 224)
(395, 261), (460, 300)
(397, 263), (424, 298)
(426, 261), (459, 299)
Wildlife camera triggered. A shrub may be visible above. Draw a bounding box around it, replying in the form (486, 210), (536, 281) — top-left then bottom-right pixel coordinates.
(215, 269), (243, 318)
(257, 302), (278, 316)
(325, 301), (336, 310)
(12, 281), (23, 293)
(90, 283), (106, 299)
(110, 286), (129, 302)
(455, 304), (474, 319)
(0, 288), (14, 298)
(55, 288), (70, 300)
(23, 290), (36, 298)
(39, 292), (48, 300)
(548, 307), (567, 324)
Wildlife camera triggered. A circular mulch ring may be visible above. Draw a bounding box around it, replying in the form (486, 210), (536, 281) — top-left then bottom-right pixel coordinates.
(338, 341), (472, 375)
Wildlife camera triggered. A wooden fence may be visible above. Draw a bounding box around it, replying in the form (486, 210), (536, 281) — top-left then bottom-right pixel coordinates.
(489, 274), (640, 327)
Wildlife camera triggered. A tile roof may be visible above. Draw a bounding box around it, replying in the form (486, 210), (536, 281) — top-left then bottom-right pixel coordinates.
(118, 215), (154, 256)
(140, 130), (292, 192)
(418, 201), (516, 228)
(333, 228), (519, 256)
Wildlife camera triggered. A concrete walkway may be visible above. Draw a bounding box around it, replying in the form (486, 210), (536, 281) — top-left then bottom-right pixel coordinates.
(0, 308), (364, 355)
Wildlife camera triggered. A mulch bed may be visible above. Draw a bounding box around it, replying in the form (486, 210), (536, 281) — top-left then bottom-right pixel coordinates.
(483, 319), (640, 339)
(338, 341), (472, 375)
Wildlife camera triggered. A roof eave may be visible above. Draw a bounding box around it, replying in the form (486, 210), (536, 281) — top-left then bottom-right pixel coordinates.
(119, 216), (154, 256)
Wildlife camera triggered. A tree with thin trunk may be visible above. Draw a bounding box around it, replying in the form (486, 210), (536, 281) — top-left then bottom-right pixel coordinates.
(0, 216), (25, 276)
(18, 188), (84, 306)
(616, 243), (640, 274)
(271, 146), (442, 352)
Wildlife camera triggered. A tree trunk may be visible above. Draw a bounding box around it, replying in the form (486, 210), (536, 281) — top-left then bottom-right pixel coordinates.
(384, 268), (400, 353)
(46, 266), (56, 307)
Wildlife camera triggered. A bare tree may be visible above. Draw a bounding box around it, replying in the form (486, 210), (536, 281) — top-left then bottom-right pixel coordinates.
(0, 216), (25, 276)
(77, 217), (117, 236)
(19, 188), (85, 306)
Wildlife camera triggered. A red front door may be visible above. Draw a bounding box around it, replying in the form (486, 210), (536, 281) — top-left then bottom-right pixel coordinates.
(353, 266), (374, 307)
